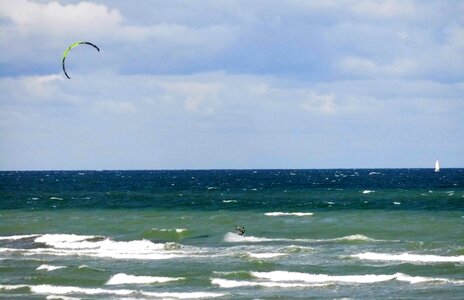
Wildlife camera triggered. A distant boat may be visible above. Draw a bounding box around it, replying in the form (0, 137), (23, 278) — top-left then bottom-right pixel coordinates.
(434, 159), (440, 172)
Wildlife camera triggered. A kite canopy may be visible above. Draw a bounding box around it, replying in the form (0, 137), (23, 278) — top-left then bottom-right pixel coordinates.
(62, 41), (100, 79)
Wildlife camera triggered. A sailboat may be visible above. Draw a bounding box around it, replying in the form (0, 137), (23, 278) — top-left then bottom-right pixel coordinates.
(434, 159), (440, 172)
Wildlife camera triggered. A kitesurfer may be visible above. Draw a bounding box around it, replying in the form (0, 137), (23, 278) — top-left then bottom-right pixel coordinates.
(235, 226), (245, 236)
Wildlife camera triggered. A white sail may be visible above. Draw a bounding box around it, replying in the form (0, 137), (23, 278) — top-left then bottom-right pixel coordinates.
(434, 160), (440, 172)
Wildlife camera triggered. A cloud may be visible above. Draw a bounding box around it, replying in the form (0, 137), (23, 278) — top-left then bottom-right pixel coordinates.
(1, 70), (463, 169)
(0, 0), (122, 37)
(301, 93), (337, 115)
(350, 0), (416, 17)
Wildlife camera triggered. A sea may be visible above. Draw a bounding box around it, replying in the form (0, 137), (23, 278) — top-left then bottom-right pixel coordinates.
(0, 169), (463, 299)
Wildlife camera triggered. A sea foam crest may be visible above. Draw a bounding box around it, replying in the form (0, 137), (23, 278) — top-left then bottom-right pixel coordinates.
(251, 271), (461, 284)
(265, 212), (314, 217)
(0, 284), (225, 299)
(328, 234), (379, 242)
(224, 232), (381, 244)
(224, 232), (276, 243)
(36, 264), (66, 272)
(246, 252), (287, 259)
(352, 252), (464, 263)
(211, 278), (326, 288)
(362, 190), (375, 194)
(106, 273), (185, 285)
(0, 234), (40, 240)
(27, 234), (186, 260)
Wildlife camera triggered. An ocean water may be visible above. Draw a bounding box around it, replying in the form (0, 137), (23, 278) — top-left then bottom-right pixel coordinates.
(0, 169), (463, 299)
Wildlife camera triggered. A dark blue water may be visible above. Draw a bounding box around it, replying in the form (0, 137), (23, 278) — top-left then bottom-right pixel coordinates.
(1, 169), (463, 210)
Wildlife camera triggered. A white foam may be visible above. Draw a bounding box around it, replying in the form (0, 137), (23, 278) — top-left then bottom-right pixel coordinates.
(251, 271), (460, 284)
(0, 284), (28, 291)
(362, 190), (375, 194)
(0, 234), (40, 240)
(0, 284), (226, 299)
(15, 234), (188, 260)
(329, 234), (379, 242)
(78, 265), (105, 271)
(49, 197), (64, 200)
(106, 273), (184, 285)
(393, 202), (401, 205)
(224, 232), (276, 243)
(36, 264), (66, 271)
(352, 252), (464, 263)
(246, 252), (286, 259)
(153, 228), (188, 233)
(265, 212), (314, 217)
(46, 296), (80, 300)
(224, 233), (381, 244)
(222, 199), (237, 203)
(211, 278), (326, 288)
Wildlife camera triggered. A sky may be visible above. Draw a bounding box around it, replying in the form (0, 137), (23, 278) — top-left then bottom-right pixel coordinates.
(0, 0), (463, 170)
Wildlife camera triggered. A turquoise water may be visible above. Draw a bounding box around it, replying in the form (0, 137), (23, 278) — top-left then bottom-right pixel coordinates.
(0, 169), (463, 299)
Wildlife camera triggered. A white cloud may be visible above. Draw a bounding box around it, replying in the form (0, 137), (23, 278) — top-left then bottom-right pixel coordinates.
(339, 56), (418, 78)
(1, 70), (463, 169)
(0, 0), (239, 44)
(351, 0), (416, 17)
(301, 93), (336, 115)
(0, 0), (122, 37)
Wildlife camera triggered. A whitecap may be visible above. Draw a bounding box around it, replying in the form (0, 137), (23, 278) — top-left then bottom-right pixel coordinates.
(0, 234), (40, 240)
(328, 234), (379, 242)
(23, 234), (188, 260)
(246, 252), (286, 259)
(49, 197), (64, 201)
(222, 200), (237, 203)
(224, 232), (276, 243)
(36, 264), (66, 272)
(46, 295), (80, 300)
(105, 273), (184, 285)
(1, 284), (226, 299)
(251, 271), (461, 284)
(265, 212), (314, 217)
(352, 252), (464, 263)
(224, 233), (383, 244)
(78, 265), (105, 271)
(362, 190), (375, 194)
(211, 278), (326, 288)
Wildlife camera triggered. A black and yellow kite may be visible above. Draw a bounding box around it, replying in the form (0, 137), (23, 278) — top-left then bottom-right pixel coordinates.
(62, 41), (100, 79)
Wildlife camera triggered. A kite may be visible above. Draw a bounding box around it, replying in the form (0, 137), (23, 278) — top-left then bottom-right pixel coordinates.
(62, 41), (100, 79)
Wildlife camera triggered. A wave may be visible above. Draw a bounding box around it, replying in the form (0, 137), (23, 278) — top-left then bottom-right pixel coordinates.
(328, 234), (381, 242)
(36, 264), (66, 272)
(0, 234), (40, 240)
(0, 234), (197, 260)
(265, 212), (314, 217)
(352, 252), (464, 263)
(246, 252), (287, 259)
(250, 271), (462, 284)
(211, 278), (327, 288)
(78, 265), (105, 272)
(224, 232), (384, 244)
(106, 273), (185, 285)
(0, 284), (225, 299)
(211, 271), (462, 289)
(223, 232), (278, 243)
(151, 228), (188, 234)
(46, 295), (80, 300)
